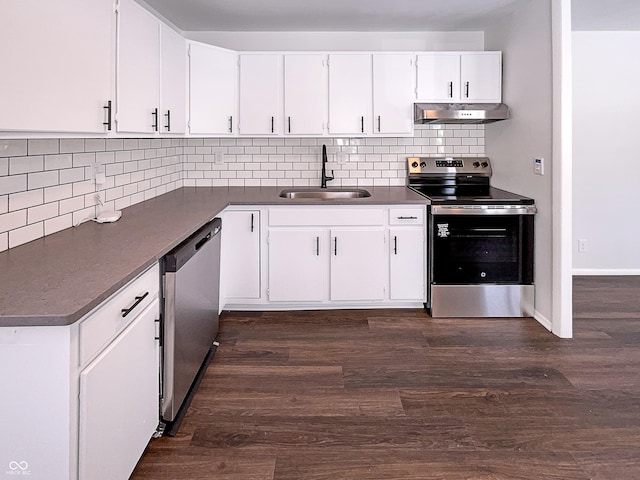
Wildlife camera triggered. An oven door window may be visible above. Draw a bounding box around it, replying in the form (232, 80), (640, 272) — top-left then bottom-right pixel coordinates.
(432, 215), (532, 284)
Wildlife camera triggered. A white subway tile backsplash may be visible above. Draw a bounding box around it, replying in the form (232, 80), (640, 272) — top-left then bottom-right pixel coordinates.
(28, 202), (58, 224)
(9, 155), (44, 175)
(1, 139), (28, 157)
(59, 138), (85, 154)
(45, 214), (72, 236)
(9, 189), (43, 211)
(0, 174), (27, 195)
(28, 170), (59, 190)
(84, 138), (106, 152)
(9, 222), (43, 248)
(0, 210), (27, 233)
(28, 139), (59, 156)
(0, 126), (482, 251)
(44, 154), (73, 171)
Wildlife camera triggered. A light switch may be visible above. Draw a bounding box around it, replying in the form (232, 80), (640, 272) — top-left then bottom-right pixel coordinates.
(533, 157), (544, 176)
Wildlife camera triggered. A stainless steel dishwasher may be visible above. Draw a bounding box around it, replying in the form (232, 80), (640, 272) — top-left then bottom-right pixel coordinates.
(161, 217), (222, 429)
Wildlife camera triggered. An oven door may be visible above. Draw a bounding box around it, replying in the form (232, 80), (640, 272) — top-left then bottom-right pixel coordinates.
(430, 209), (534, 285)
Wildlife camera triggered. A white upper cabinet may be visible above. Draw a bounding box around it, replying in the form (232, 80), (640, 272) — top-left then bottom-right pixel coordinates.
(415, 53), (460, 102)
(160, 24), (186, 134)
(283, 54), (327, 135)
(239, 54), (282, 135)
(416, 51), (502, 103)
(460, 52), (502, 103)
(189, 42), (238, 135)
(328, 54), (372, 135)
(0, 0), (114, 133)
(372, 53), (414, 135)
(116, 0), (160, 134)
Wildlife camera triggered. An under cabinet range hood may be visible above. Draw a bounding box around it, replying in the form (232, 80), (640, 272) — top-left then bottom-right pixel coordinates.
(414, 103), (510, 124)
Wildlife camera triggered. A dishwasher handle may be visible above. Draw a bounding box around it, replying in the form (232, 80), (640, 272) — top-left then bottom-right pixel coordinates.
(164, 218), (222, 272)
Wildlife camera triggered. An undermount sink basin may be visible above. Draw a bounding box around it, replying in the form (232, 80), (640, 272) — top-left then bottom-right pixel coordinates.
(279, 188), (371, 200)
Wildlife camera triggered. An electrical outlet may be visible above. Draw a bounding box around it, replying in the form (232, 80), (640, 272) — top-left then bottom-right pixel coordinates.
(578, 239), (588, 253)
(533, 157), (544, 176)
(214, 151), (224, 164)
(91, 162), (105, 185)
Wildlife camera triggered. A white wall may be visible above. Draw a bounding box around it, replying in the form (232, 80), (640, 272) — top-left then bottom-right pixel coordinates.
(572, 32), (640, 274)
(184, 31), (484, 51)
(484, 0), (556, 330)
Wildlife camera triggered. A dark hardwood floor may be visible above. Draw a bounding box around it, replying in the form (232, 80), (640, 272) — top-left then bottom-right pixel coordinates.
(132, 278), (640, 479)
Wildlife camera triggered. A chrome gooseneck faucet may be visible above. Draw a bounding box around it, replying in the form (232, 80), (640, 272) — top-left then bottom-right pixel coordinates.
(321, 144), (334, 188)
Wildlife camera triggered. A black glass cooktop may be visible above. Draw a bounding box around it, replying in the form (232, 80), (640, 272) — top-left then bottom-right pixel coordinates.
(409, 185), (535, 205)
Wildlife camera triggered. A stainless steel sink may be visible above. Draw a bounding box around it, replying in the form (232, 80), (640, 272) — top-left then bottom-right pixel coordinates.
(279, 188), (371, 199)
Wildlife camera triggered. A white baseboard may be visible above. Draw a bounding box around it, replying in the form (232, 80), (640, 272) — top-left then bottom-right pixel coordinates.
(573, 268), (640, 276)
(533, 310), (553, 332)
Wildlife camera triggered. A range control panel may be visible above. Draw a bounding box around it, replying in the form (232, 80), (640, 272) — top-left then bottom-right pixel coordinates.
(407, 157), (492, 176)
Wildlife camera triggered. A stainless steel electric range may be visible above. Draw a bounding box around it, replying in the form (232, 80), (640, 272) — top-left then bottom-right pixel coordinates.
(407, 157), (536, 318)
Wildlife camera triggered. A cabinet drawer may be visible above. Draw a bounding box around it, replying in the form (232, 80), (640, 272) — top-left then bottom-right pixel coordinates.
(79, 264), (159, 366)
(269, 208), (384, 226)
(389, 207), (425, 225)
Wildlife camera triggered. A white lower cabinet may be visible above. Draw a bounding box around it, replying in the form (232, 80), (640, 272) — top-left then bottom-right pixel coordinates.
(263, 206), (425, 308)
(268, 228), (324, 302)
(0, 264), (160, 480)
(79, 300), (159, 480)
(220, 210), (261, 302)
(390, 227), (425, 300)
(330, 228), (386, 301)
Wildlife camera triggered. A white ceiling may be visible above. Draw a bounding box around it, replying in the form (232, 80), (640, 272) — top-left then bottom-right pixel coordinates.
(141, 0), (640, 33)
(141, 0), (524, 32)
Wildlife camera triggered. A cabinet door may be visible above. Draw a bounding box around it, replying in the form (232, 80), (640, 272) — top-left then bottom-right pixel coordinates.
(460, 52), (502, 103)
(221, 210), (261, 300)
(330, 228), (385, 301)
(416, 53), (460, 102)
(328, 54), (372, 135)
(0, 0), (113, 133)
(268, 229), (324, 302)
(79, 299), (159, 480)
(372, 53), (414, 135)
(239, 54), (282, 135)
(117, 0), (160, 133)
(390, 227), (425, 301)
(160, 23), (186, 134)
(189, 43), (238, 135)
(284, 54), (327, 135)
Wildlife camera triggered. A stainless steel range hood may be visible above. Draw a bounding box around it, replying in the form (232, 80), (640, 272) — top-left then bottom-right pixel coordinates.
(414, 103), (510, 124)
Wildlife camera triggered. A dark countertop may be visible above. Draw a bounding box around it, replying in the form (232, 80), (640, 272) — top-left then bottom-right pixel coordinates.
(0, 186), (427, 327)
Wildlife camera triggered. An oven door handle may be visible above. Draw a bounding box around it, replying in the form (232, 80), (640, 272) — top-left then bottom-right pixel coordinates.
(431, 205), (537, 215)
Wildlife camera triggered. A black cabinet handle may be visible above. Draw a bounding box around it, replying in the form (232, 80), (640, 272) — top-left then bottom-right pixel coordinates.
(271, 116), (275, 133)
(152, 108), (158, 132)
(121, 291), (149, 318)
(103, 100), (112, 131)
(361, 116), (364, 133)
(397, 216), (418, 220)
(394, 236), (398, 255)
(377, 115), (381, 132)
(250, 213), (254, 232)
(448, 81), (453, 98)
(288, 116), (291, 133)
(334, 237), (337, 256)
(316, 236), (320, 256)
(165, 110), (171, 132)
(229, 116), (233, 133)
(465, 81), (470, 98)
